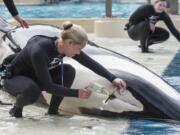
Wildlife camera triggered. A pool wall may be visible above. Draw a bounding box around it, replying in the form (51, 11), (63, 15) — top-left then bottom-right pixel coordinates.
(0, 0), (45, 5)
(7, 16), (180, 38)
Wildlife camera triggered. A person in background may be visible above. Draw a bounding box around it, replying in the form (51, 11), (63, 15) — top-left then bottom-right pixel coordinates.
(3, 0), (28, 28)
(125, 0), (180, 53)
(4, 22), (127, 118)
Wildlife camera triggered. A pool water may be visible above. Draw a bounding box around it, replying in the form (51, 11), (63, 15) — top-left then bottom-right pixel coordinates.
(0, 2), (141, 19)
(125, 119), (180, 135)
(163, 50), (180, 77)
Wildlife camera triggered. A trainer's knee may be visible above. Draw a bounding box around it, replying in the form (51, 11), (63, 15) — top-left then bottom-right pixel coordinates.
(163, 31), (170, 41)
(64, 64), (76, 87)
(140, 21), (150, 31)
(23, 84), (41, 104)
(138, 21), (151, 38)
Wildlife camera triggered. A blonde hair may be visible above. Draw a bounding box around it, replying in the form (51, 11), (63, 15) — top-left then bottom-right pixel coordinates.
(61, 21), (88, 44)
(154, 0), (167, 4)
(154, 0), (169, 8)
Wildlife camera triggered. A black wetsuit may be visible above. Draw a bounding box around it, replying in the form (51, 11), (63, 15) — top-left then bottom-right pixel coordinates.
(4, 35), (116, 113)
(126, 4), (180, 52)
(3, 0), (18, 17)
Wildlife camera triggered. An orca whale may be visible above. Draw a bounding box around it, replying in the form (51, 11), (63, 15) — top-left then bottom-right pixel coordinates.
(0, 20), (179, 121)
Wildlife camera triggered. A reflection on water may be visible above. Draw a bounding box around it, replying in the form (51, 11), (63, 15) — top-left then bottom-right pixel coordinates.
(163, 76), (180, 92)
(125, 119), (180, 135)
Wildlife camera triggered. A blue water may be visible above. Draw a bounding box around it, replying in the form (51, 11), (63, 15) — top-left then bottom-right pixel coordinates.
(0, 2), (141, 19)
(163, 50), (180, 77)
(125, 119), (180, 135)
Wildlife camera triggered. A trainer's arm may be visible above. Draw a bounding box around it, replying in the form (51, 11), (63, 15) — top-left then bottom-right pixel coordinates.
(3, 0), (29, 28)
(3, 0), (18, 17)
(162, 13), (180, 41)
(73, 51), (116, 82)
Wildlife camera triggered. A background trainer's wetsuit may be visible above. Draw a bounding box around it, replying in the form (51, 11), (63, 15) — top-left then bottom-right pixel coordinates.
(126, 4), (180, 52)
(3, 0), (18, 17)
(4, 35), (116, 113)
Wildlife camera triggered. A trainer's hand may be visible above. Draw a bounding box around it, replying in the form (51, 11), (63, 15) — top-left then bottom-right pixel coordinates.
(14, 15), (29, 28)
(150, 23), (155, 32)
(112, 78), (127, 92)
(78, 89), (91, 99)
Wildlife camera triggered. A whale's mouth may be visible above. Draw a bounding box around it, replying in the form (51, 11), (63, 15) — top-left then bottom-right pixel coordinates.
(78, 107), (171, 121)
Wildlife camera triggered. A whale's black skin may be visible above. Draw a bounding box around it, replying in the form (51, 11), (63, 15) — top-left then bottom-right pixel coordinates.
(0, 24), (180, 121)
(81, 44), (180, 120)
